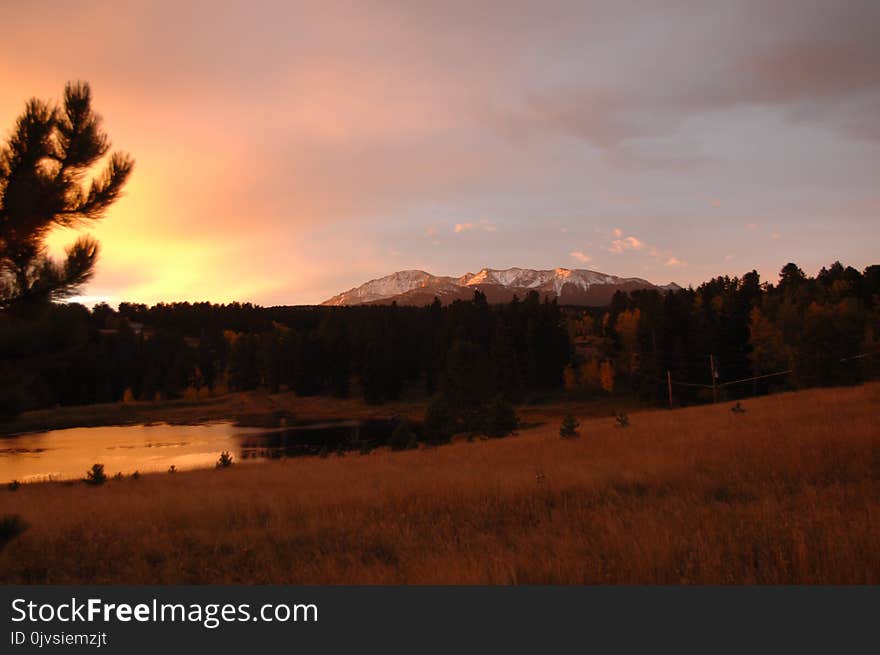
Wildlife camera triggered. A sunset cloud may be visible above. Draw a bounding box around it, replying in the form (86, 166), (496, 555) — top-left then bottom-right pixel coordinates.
(609, 235), (646, 254)
(1, 1), (877, 304)
(569, 251), (592, 264)
(454, 219), (497, 234)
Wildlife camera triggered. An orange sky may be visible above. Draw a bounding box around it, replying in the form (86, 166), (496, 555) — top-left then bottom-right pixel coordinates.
(3, 1), (879, 305)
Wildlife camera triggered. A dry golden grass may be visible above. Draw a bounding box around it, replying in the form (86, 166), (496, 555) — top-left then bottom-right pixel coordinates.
(1, 384), (879, 584)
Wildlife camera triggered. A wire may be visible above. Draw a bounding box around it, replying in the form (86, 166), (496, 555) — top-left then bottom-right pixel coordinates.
(621, 348), (878, 391)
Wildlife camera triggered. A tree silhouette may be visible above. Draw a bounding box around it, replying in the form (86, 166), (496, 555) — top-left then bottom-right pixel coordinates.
(0, 82), (133, 313)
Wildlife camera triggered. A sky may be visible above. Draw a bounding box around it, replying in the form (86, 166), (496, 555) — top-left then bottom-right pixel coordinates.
(1, 0), (878, 306)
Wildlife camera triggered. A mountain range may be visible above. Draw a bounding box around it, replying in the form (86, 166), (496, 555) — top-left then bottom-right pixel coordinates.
(322, 267), (680, 307)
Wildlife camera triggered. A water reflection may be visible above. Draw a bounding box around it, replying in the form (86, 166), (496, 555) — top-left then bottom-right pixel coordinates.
(0, 419), (402, 483)
(239, 419), (397, 459)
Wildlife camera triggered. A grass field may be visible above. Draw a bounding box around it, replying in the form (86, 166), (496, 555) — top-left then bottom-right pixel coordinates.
(1, 384), (878, 584)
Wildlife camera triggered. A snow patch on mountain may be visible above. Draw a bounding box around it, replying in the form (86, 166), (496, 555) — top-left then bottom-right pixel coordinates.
(322, 270), (458, 306)
(322, 267), (678, 306)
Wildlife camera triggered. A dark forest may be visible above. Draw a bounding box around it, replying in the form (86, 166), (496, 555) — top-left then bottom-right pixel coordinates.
(2, 261), (877, 433)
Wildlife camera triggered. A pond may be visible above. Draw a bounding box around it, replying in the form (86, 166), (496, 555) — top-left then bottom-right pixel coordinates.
(0, 418), (402, 483)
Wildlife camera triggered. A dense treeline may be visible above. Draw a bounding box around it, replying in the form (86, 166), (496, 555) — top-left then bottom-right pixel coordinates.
(1, 261), (877, 425)
(0, 290), (569, 429)
(567, 261), (880, 405)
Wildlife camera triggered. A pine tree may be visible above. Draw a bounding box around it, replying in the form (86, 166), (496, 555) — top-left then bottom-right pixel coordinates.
(440, 339), (493, 431)
(1, 82), (133, 313)
(484, 395), (518, 438)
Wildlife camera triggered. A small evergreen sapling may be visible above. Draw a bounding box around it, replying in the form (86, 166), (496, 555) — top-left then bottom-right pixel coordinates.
(85, 463), (107, 485)
(0, 514), (27, 551)
(560, 414), (581, 439)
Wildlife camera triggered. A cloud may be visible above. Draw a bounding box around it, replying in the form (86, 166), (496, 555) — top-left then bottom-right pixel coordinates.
(609, 235), (646, 254)
(454, 219), (497, 234)
(569, 251), (592, 264)
(604, 229), (687, 270)
(3, 1), (878, 303)
(487, 2), (880, 155)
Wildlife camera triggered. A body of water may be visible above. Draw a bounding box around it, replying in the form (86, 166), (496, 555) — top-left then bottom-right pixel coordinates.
(0, 419), (398, 483)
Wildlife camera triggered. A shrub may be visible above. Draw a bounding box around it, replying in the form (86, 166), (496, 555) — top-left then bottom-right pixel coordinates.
(484, 396), (518, 438)
(7, 480), (21, 492)
(560, 414), (581, 439)
(0, 385), (25, 422)
(84, 463), (107, 485)
(0, 514), (27, 551)
(615, 412), (630, 428)
(424, 396), (456, 445)
(389, 419), (418, 451)
(168, 465), (177, 474)
(131, 470), (141, 480)
(113, 472), (123, 481)
(217, 451), (234, 468)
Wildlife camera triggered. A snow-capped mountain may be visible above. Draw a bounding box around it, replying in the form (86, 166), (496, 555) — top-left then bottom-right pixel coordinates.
(322, 270), (460, 306)
(322, 267), (680, 307)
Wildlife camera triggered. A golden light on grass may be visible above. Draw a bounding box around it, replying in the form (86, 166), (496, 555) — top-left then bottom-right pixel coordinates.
(1, 383), (878, 584)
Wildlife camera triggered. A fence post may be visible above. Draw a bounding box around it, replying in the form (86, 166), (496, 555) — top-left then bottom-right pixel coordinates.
(710, 354), (718, 403)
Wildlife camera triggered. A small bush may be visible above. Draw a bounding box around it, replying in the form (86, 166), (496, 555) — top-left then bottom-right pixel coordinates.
(84, 463), (107, 485)
(560, 414), (581, 439)
(0, 514), (27, 551)
(424, 396), (456, 445)
(484, 396), (519, 438)
(131, 470), (141, 480)
(113, 472), (124, 481)
(0, 385), (25, 422)
(217, 451), (234, 468)
(389, 419), (418, 451)
(615, 412), (630, 428)
(7, 480), (21, 492)
(168, 465), (177, 474)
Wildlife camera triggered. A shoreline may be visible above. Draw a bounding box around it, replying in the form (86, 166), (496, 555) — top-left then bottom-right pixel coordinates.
(0, 389), (646, 437)
(1, 383), (876, 584)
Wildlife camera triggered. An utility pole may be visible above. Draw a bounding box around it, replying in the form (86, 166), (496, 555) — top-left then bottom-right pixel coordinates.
(667, 370), (673, 409)
(710, 354), (718, 403)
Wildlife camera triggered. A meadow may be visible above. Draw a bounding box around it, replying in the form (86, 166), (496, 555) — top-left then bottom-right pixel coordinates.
(1, 383), (878, 584)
